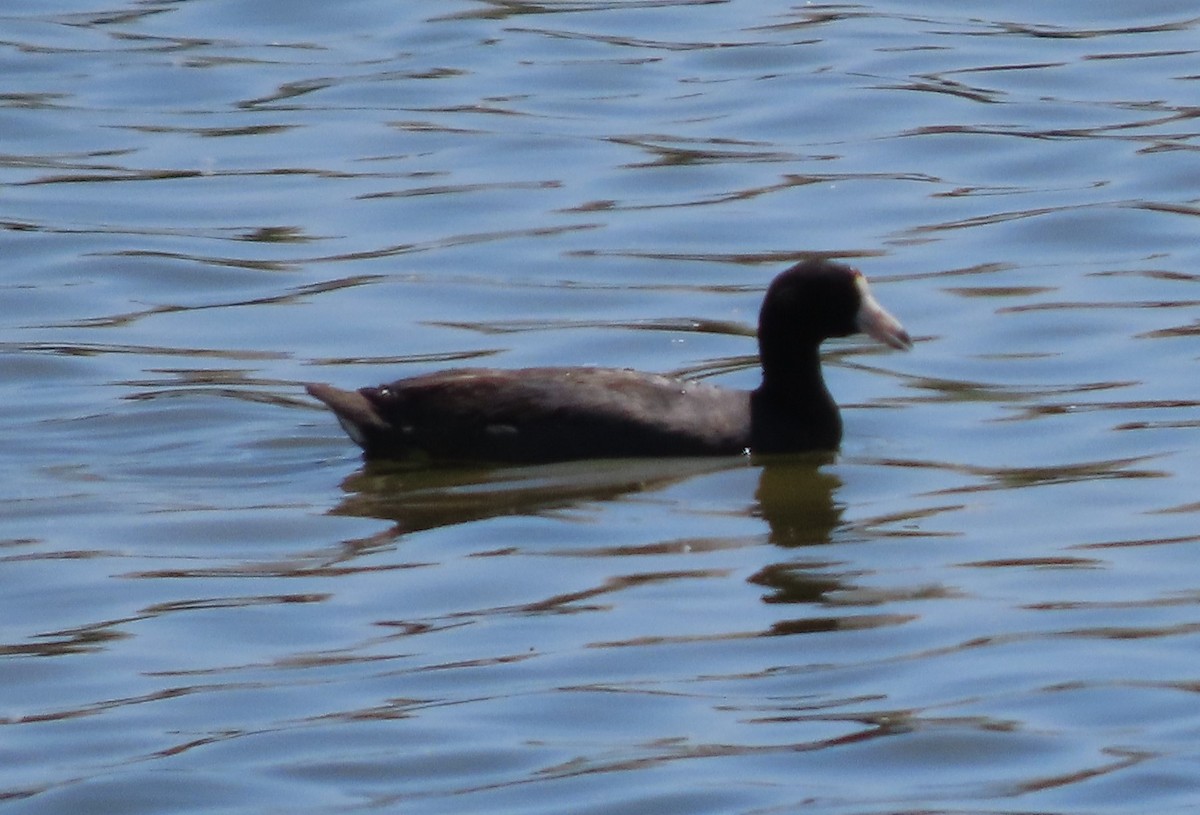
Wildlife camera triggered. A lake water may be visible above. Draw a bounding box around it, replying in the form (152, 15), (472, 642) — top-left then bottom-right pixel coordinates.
(3, 1), (1200, 812)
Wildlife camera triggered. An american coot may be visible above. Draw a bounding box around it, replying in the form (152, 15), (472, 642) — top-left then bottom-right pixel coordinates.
(307, 259), (911, 463)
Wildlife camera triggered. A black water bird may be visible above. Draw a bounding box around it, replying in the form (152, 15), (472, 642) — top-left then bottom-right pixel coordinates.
(307, 259), (911, 463)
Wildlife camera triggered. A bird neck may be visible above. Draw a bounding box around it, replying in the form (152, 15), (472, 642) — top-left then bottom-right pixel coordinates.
(751, 347), (842, 452)
(759, 345), (831, 405)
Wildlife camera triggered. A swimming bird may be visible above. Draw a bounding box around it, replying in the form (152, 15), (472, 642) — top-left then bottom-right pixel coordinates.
(306, 259), (911, 463)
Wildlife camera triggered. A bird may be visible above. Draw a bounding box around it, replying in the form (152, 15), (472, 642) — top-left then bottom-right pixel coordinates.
(306, 258), (911, 464)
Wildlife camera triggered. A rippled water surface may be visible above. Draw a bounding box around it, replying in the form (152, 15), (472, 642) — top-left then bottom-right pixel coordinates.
(3, 1), (1200, 812)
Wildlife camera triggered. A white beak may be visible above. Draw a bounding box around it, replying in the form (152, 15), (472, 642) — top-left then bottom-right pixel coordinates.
(854, 274), (912, 350)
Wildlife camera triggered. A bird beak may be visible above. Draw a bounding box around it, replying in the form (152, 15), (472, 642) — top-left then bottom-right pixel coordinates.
(854, 274), (912, 350)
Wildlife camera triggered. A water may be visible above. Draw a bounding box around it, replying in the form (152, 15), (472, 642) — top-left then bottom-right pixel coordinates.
(3, 1), (1200, 812)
